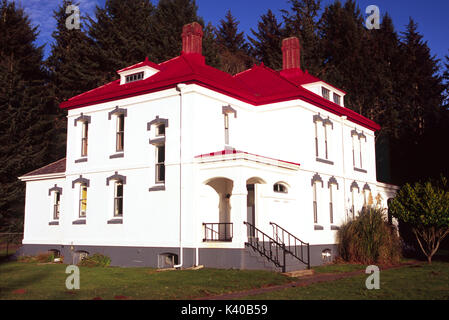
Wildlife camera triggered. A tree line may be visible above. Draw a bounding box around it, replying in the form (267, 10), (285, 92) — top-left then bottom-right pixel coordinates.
(1, 0), (448, 232)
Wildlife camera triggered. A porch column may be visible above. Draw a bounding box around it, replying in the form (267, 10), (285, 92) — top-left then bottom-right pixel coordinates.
(230, 179), (248, 248)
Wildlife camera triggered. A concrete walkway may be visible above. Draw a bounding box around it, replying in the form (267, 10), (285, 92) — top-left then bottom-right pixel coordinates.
(197, 261), (421, 300)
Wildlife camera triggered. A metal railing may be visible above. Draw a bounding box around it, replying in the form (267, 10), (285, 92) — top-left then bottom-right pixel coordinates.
(203, 223), (233, 242)
(244, 221), (286, 272)
(270, 222), (310, 269)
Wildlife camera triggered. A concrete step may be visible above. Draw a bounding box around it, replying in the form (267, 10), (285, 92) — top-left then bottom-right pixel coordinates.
(282, 269), (315, 278)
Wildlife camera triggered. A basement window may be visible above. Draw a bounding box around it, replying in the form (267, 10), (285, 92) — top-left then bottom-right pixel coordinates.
(125, 72), (144, 84)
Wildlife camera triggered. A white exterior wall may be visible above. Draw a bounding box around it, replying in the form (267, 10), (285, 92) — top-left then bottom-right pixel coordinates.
(21, 83), (396, 251)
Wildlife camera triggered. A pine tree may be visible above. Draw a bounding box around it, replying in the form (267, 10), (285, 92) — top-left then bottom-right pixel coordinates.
(282, 0), (322, 75)
(0, 0), (57, 232)
(47, 0), (100, 104)
(248, 9), (285, 70)
(88, 0), (155, 83)
(150, 0), (202, 62)
(215, 10), (253, 74)
(202, 22), (221, 69)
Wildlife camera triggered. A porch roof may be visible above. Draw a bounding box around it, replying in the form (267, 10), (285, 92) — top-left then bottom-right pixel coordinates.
(195, 149), (300, 170)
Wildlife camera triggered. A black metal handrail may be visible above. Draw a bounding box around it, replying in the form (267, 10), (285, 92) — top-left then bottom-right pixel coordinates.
(244, 221), (286, 272)
(270, 222), (310, 269)
(203, 223), (233, 242)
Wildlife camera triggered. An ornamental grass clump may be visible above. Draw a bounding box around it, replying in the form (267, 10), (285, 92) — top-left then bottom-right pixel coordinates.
(337, 206), (401, 265)
(78, 253), (111, 267)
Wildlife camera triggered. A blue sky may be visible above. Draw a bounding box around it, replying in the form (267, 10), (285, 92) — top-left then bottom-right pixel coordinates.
(19, 0), (449, 66)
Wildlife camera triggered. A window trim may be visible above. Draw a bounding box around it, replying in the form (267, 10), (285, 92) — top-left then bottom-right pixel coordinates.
(113, 181), (124, 217)
(80, 120), (88, 157)
(79, 183), (88, 218)
(155, 144), (165, 184)
(116, 113), (125, 152)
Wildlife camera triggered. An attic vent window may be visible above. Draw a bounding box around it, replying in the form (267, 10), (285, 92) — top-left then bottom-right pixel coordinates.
(125, 72), (144, 83)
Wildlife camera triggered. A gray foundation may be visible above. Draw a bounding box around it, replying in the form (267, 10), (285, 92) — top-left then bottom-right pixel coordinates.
(16, 243), (338, 271)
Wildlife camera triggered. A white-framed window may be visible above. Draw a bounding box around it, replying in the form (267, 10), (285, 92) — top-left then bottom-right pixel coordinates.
(333, 93), (341, 105)
(79, 184), (87, 218)
(314, 115), (333, 162)
(273, 183), (288, 194)
(125, 72), (144, 83)
(329, 185), (334, 224)
(350, 182), (359, 219)
(81, 121), (88, 157)
(114, 181), (124, 217)
(322, 87), (330, 100)
(53, 191), (61, 220)
(116, 114), (125, 152)
(313, 182), (318, 224)
(156, 145), (165, 184)
(156, 123), (165, 137)
(352, 130), (367, 170)
(224, 113), (230, 145)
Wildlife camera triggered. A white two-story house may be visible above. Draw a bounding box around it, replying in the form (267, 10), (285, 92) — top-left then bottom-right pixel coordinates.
(18, 22), (397, 271)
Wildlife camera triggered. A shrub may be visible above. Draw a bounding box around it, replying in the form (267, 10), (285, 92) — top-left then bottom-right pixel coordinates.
(78, 253), (111, 267)
(337, 206), (401, 265)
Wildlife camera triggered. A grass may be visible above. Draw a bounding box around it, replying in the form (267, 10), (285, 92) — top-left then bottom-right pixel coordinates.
(312, 263), (367, 274)
(240, 262), (449, 300)
(0, 261), (293, 300)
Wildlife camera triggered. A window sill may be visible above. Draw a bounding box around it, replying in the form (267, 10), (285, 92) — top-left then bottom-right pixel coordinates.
(316, 158), (334, 165)
(331, 225), (340, 230)
(149, 137), (165, 146)
(75, 158), (88, 163)
(109, 152), (124, 159)
(72, 219), (86, 225)
(107, 218), (123, 224)
(314, 225), (324, 230)
(48, 221), (59, 226)
(149, 185), (165, 192)
(354, 167), (367, 173)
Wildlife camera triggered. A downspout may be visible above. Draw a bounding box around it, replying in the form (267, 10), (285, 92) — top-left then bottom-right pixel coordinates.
(341, 116), (348, 221)
(174, 84), (186, 269)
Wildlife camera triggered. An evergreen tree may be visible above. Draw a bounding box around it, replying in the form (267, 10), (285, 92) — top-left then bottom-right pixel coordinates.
(282, 0), (322, 75)
(215, 10), (253, 74)
(88, 0), (155, 83)
(150, 0), (202, 62)
(0, 0), (57, 232)
(47, 0), (99, 104)
(202, 22), (221, 69)
(248, 9), (285, 70)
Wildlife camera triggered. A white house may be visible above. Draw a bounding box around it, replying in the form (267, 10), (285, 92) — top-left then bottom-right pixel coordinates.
(18, 22), (398, 271)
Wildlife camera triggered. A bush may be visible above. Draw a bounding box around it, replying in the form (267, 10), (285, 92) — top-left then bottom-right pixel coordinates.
(337, 206), (401, 265)
(78, 253), (111, 267)
(18, 252), (55, 263)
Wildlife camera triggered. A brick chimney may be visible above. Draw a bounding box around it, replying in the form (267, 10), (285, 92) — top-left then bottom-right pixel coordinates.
(282, 37), (300, 70)
(181, 22), (203, 55)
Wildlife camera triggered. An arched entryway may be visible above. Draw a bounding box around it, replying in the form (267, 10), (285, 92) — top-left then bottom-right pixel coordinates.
(246, 177), (266, 238)
(203, 177), (234, 241)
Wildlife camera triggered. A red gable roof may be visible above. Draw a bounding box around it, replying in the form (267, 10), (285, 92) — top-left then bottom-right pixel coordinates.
(60, 53), (379, 131)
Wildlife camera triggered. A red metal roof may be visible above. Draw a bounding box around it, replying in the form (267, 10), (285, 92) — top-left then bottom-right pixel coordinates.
(22, 158), (66, 177)
(60, 53), (379, 131)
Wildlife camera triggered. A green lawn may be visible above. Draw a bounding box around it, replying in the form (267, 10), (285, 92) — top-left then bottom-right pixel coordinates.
(240, 262), (449, 300)
(0, 261), (293, 300)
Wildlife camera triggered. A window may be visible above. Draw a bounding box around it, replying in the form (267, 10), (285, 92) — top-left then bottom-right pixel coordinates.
(350, 182), (359, 219)
(81, 121), (88, 157)
(156, 124), (165, 137)
(79, 184), (87, 218)
(333, 93), (341, 105)
(116, 114), (125, 152)
(114, 181), (123, 217)
(314, 115), (333, 162)
(329, 185), (334, 224)
(352, 130), (366, 170)
(313, 182), (318, 224)
(125, 72), (144, 83)
(273, 183), (288, 193)
(322, 87), (330, 100)
(224, 113), (229, 145)
(156, 145), (165, 183)
(53, 191), (60, 220)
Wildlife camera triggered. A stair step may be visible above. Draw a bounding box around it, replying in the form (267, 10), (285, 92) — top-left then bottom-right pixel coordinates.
(282, 269), (315, 278)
